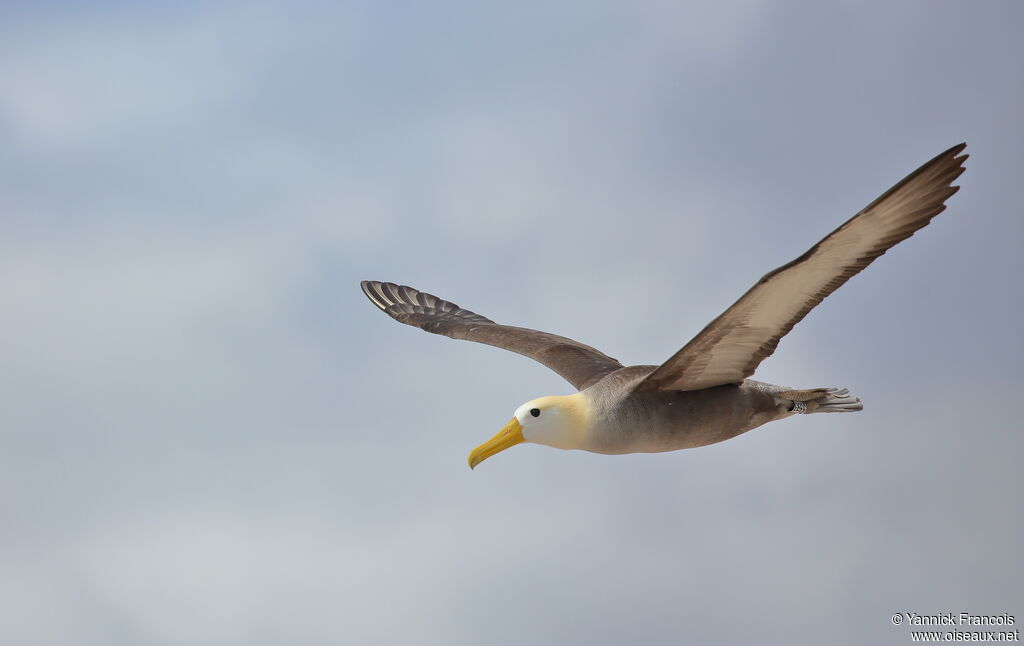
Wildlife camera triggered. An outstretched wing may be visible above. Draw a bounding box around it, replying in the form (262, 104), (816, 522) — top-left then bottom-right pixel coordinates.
(361, 281), (624, 390)
(643, 143), (968, 392)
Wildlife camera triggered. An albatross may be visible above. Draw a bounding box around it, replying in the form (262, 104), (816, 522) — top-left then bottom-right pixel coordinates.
(361, 143), (967, 469)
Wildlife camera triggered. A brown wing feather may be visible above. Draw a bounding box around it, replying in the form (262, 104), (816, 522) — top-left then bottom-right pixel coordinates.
(642, 143), (968, 392)
(361, 281), (623, 390)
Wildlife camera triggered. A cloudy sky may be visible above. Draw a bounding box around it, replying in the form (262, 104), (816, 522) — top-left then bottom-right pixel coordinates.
(1, 2), (1022, 644)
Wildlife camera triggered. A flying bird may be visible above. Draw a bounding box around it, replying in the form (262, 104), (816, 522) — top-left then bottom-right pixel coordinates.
(361, 143), (967, 469)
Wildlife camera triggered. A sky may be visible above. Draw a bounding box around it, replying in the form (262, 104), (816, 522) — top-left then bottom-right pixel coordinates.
(1, 2), (1022, 644)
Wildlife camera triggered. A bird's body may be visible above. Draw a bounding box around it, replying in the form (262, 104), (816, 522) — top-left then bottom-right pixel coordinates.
(559, 368), (776, 454)
(509, 369), (853, 455)
(361, 144), (968, 468)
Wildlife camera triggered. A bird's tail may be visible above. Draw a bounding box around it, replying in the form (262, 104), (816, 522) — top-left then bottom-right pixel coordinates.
(775, 387), (863, 414)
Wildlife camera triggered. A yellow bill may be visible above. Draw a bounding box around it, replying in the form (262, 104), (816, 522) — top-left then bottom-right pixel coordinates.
(468, 417), (524, 469)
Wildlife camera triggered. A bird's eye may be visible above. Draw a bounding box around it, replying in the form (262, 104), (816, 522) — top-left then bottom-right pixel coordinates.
(530, 408), (541, 417)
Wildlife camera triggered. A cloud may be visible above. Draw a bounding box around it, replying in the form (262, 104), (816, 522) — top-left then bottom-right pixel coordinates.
(0, 2), (1021, 645)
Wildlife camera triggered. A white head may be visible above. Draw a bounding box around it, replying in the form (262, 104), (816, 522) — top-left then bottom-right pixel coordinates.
(468, 394), (589, 469)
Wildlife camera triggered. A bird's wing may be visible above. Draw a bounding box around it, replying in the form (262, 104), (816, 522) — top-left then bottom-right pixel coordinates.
(361, 281), (624, 390)
(642, 143), (968, 392)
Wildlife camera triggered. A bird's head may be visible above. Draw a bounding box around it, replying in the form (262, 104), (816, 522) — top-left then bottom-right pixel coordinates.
(468, 394), (589, 469)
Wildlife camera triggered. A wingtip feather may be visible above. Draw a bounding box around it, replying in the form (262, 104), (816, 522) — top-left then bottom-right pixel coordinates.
(360, 280), (392, 311)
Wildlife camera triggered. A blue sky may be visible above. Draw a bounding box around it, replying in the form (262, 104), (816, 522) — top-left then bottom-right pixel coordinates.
(1, 2), (1022, 644)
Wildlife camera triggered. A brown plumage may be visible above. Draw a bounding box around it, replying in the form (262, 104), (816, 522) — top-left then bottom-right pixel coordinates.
(361, 144), (967, 464)
(360, 280), (623, 390)
(642, 143), (967, 391)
